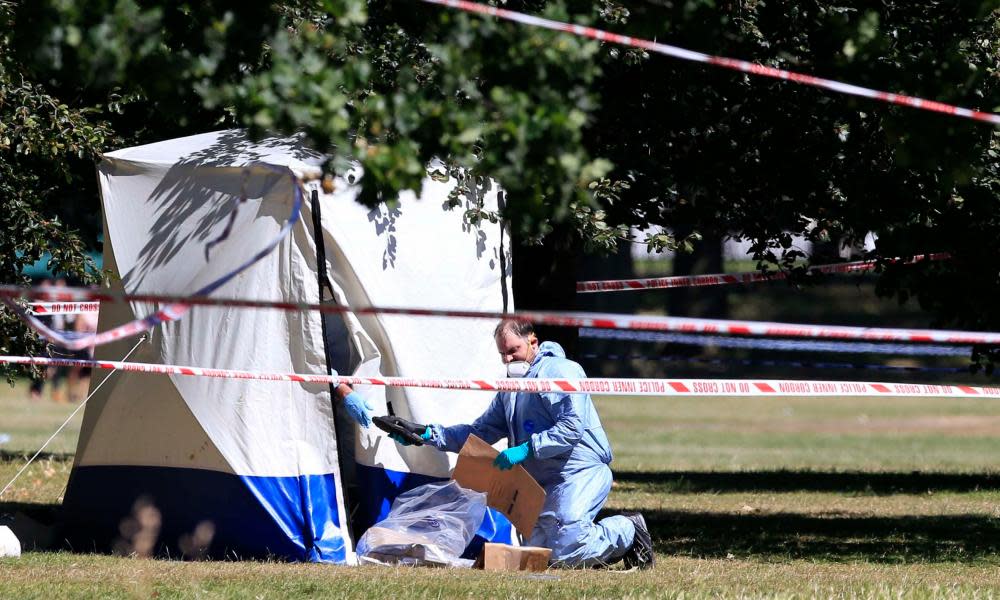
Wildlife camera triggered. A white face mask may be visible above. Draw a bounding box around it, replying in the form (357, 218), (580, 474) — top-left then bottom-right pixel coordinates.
(506, 361), (531, 378)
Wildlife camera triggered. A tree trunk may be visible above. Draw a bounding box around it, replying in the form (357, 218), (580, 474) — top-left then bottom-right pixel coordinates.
(575, 238), (637, 375)
(669, 233), (728, 319)
(511, 224), (579, 355)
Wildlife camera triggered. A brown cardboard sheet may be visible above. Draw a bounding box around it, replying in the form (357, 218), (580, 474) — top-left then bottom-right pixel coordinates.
(451, 434), (546, 536)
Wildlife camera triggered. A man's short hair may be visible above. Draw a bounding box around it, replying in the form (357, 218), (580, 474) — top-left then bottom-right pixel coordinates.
(494, 319), (535, 339)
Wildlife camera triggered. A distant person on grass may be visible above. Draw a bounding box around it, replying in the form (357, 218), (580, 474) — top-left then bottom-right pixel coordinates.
(28, 278), (68, 402)
(390, 319), (654, 569)
(67, 299), (99, 402)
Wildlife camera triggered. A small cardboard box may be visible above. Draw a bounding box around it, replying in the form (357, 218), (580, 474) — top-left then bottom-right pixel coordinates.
(477, 542), (551, 572)
(451, 434), (546, 536)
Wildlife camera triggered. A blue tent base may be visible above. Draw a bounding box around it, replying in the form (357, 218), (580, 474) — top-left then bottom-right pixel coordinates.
(62, 465), (346, 562)
(353, 463), (514, 559)
(62, 463), (512, 562)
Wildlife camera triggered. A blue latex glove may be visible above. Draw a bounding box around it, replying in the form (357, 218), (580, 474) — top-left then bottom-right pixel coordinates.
(390, 427), (432, 446)
(493, 442), (532, 471)
(343, 391), (374, 427)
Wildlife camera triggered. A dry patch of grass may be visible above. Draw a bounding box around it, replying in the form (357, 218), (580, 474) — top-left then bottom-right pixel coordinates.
(0, 379), (82, 456)
(0, 380), (78, 503)
(0, 453), (72, 504)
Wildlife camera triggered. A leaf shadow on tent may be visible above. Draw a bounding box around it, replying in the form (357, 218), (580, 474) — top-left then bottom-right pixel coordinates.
(122, 130), (322, 291)
(438, 175), (511, 277)
(338, 162), (510, 278)
(365, 202), (402, 270)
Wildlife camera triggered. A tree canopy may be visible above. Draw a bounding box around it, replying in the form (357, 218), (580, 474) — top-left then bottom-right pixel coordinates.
(3, 0), (999, 370)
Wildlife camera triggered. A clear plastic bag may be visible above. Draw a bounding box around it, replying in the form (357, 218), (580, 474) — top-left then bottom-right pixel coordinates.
(356, 480), (487, 568)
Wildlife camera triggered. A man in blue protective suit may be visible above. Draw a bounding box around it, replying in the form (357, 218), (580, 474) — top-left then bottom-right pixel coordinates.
(390, 319), (654, 569)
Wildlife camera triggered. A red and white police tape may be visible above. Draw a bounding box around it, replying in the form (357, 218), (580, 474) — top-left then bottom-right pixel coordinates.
(3, 283), (1000, 345)
(20, 254), (950, 308)
(3, 355), (998, 398)
(19, 253), (951, 308)
(577, 253), (950, 293)
(23, 254), (950, 308)
(421, 0), (1000, 126)
(27, 302), (101, 316)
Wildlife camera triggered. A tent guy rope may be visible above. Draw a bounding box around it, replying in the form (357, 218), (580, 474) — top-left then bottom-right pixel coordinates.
(0, 337), (145, 500)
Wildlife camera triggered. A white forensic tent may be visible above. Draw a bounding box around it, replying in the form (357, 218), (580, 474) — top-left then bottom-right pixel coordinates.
(62, 130), (513, 562)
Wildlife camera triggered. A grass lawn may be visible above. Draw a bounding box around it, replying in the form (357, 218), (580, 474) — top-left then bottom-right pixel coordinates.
(3, 377), (1000, 598)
